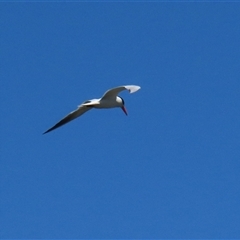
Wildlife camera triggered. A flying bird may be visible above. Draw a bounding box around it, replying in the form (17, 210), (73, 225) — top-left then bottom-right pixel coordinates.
(43, 85), (141, 134)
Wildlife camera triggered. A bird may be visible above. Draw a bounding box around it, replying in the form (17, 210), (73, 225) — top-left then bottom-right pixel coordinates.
(43, 85), (141, 134)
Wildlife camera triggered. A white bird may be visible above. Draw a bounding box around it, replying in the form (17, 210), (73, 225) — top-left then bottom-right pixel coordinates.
(43, 85), (141, 134)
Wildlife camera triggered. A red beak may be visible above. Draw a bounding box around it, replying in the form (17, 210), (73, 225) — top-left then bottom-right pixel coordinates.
(121, 106), (128, 116)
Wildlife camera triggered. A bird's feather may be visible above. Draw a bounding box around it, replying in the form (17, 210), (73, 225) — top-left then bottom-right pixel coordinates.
(43, 105), (91, 134)
(101, 85), (141, 100)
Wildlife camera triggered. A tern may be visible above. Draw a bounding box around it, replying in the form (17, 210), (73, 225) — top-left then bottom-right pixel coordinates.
(43, 85), (141, 134)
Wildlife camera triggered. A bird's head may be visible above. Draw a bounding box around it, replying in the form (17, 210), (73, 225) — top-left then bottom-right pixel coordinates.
(119, 96), (128, 116)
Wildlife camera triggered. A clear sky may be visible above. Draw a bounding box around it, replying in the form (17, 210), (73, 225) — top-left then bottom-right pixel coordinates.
(1, 2), (240, 239)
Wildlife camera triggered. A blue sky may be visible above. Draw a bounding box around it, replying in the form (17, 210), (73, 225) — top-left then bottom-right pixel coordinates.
(1, 2), (240, 239)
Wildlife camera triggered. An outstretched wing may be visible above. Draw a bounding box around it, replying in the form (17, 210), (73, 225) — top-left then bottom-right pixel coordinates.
(101, 85), (141, 100)
(43, 104), (92, 134)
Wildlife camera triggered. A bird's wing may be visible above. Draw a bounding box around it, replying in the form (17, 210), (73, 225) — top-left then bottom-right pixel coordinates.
(101, 85), (141, 99)
(43, 104), (92, 134)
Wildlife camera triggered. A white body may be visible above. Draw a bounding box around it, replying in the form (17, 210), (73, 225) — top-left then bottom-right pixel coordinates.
(88, 96), (123, 109)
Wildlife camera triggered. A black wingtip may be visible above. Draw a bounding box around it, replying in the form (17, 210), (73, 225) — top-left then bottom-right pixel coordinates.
(42, 124), (60, 135)
(43, 129), (51, 135)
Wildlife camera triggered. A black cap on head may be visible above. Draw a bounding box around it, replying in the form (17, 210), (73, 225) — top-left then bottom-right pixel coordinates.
(119, 96), (125, 105)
